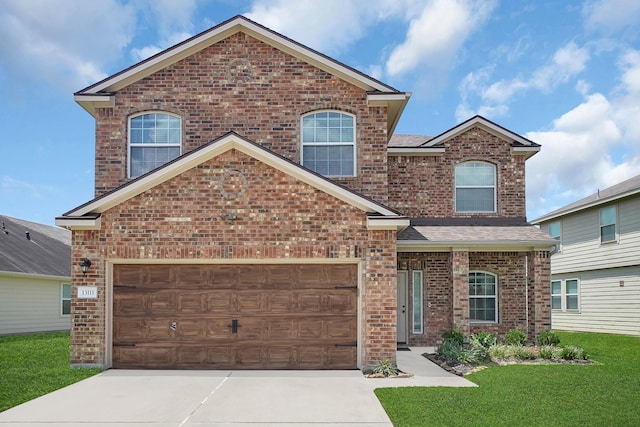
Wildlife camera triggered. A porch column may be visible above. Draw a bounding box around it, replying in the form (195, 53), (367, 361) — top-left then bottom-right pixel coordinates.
(528, 250), (551, 341)
(451, 249), (470, 338)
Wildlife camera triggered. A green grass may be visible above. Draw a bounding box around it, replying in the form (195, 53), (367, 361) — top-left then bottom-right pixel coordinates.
(376, 332), (640, 426)
(0, 332), (101, 412)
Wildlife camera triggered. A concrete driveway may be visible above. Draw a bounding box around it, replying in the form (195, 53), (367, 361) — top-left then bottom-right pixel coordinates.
(0, 348), (474, 426)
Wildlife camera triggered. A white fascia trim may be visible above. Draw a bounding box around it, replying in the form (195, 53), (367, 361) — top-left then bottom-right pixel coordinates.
(0, 270), (71, 281)
(387, 147), (445, 156)
(397, 240), (557, 252)
(367, 217), (410, 231)
(55, 216), (101, 230)
(63, 134), (399, 218)
(366, 93), (410, 105)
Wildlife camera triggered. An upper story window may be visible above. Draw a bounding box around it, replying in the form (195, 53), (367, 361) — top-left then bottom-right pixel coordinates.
(455, 161), (496, 213)
(549, 221), (561, 252)
(301, 111), (355, 177)
(600, 206), (617, 243)
(129, 113), (182, 178)
(469, 271), (498, 323)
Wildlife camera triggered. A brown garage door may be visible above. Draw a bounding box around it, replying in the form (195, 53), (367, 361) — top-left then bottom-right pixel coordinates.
(112, 264), (357, 369)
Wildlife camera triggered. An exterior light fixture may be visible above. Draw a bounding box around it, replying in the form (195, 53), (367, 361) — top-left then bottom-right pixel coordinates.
(80, 258), (92, 276)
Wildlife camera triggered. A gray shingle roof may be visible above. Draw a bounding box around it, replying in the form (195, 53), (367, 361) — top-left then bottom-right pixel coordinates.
(531, 174), (640, 224)
(388, 134), (432, 147)
(0, 215), (71, 277)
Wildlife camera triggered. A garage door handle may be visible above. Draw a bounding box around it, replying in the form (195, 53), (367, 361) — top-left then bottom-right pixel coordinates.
(228, 319), (241, 334)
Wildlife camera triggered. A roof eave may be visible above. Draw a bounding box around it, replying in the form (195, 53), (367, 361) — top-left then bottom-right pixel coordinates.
(397, 239), (557, 252)
(367, 216), (410, 231)
(387, 147), (445, 156)
(367, 92), (411, 138)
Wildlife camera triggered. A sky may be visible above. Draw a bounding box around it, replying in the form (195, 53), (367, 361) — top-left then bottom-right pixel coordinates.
(1, 0), (640, 226)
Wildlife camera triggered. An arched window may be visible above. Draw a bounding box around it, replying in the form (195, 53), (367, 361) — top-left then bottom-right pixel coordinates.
(455, 161), (496, 212)
(301, 111), (355, 177)
(128, 112), (182, 178)
(469, 271), (498, 323)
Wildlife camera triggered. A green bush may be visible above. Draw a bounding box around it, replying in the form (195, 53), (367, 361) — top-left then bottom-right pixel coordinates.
(560, 346), (588, 361)
(373, 358), (399, 376)
(442, 328), (465, 346)
(537, 345), (558, 360)
(508, 345), (536, 360)
(436, 338), (464, 363)
(488, 344), (509, 360)
(504, 329), (527, 346)
(471, 331), (498, 349)
(458, 346), (488, 365)
(537, 331), (561, 346)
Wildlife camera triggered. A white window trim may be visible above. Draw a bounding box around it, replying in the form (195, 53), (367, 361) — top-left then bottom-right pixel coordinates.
(300, 110), (357, 178)
(128, 111), (182, 179)
(551, 278), (580, 313)
(599, 205), (617, 244)
(469, 271), (498, 323)
(61, 283), (71, 316)
(551, 280), (562, 311)
(454, 161), (497, 213)
(411, 270), (423, 334)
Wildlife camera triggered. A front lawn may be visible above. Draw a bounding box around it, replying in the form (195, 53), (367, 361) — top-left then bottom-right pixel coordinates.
(376, 332), (640, 426)
(0, 332), (101, 412)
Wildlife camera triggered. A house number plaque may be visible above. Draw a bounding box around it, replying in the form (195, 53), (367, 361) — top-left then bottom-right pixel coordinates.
(77, 286), (98, 299)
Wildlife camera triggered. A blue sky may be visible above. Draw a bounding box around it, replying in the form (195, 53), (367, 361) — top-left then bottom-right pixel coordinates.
(1, 0), (640, 225)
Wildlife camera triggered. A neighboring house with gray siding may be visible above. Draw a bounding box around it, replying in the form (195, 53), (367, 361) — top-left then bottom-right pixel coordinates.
(532, 175), (640, 336)
(0, 215), (71, 335)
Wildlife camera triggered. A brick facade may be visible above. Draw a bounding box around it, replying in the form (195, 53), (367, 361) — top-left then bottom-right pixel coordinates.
(387, 127), (527, 218)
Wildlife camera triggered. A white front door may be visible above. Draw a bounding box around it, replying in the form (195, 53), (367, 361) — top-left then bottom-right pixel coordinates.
(397, 271), (408, 344)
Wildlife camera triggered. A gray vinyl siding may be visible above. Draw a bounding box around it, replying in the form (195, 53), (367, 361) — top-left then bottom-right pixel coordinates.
(0, 274), (71, 335)
(544, 197), (640, 274)
(551, 266), (640, 336)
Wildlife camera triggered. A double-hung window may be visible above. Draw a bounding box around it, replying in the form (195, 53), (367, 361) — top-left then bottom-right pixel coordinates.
(129, 113), (182, 178)
(455, 161), (496, 212)
(469, 271), (497, 322)
(551, 279), (580, 312)
(600, 206), (616, 243)
(301, 111), (355, 177)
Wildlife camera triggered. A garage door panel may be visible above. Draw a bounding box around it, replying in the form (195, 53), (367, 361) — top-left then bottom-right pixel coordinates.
(113, 264), (358, 369)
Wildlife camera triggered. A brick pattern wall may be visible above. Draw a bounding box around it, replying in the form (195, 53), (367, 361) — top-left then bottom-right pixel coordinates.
(398, 250), (539, 346)
(94, 32), (389, 203)
(387, 127), (527, 218)
(528, 250), (552, 341)
(70, 149), (397, 367)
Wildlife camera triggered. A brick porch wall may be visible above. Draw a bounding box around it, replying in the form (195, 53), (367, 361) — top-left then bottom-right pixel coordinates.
(528, 250), (552, 341)
(70, 149), (397, 368)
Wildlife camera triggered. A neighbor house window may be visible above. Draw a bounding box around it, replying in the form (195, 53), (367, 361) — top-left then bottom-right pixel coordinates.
(455, 161), (496, 212)
(301, 111), (355, 177)
(129, 112), (182, 178)
(412, 270), (423, 334)
(600, 206), (616, 243)
(61, 283), (71, 315)
(469, 271), (497, 322)
(551, 280), (562, 310)
(551, 279), (580, 312)
(549, 221), (561, 252)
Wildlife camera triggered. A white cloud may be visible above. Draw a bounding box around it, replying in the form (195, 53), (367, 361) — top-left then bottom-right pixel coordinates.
(583, 0), (640, 33)
(385, 0), (497, 77)
(131, 32), (194, 61)
(0, 0), (136, 91)
(457, 42), (590, 121)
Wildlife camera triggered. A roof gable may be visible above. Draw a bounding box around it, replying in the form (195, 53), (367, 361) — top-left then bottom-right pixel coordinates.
(56, 132), (406, 229)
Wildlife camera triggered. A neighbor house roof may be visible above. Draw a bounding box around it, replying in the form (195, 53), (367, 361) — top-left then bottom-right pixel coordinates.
(531, 174), (640, 224)
(0, 215), (71, 277)
(56, 132), (408, 231)
(398, 218), (556, 251)
(388, 115), (540, 158)
(74, 15), (410, 138)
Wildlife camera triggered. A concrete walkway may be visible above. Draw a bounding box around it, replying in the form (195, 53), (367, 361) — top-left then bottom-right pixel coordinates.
(0, 348), (474, 426)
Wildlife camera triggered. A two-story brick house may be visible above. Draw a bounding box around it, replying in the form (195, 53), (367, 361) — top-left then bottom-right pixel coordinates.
(56, 15), (554, 370)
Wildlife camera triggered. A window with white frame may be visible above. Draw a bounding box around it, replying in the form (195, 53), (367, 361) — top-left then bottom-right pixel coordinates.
(129, 112), (182, 178)
(412, 270), (423, 334)
(600, 206), (616, 243)
(301, 111), (355, 177)
(455, 161), (496, 212)
(61, 283), (71, 315)
(469, 271), (497, 322)
(549, 221), (561, 252)
(551, 279), (580, 312)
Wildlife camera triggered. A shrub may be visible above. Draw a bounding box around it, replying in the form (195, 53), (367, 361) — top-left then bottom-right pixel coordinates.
(489, 344), (509, 360)
(504, 329), (527, 346)
(508, 345), (536, 360)
(442, 328), (465, 346)
(560, 346), (588, 361)
(471, 331), (498, 349)
(373, 358), (398, 377)
(457, 347), (487, 365)
(537, 345), (558, 360)
(537, 331), (561, 346)
(436, 338), (464, 364)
